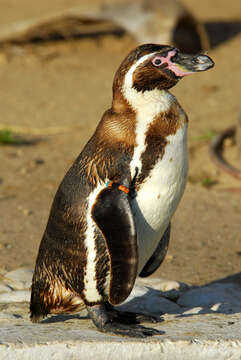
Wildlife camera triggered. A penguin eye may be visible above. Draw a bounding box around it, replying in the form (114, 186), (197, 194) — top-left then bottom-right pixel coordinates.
(152, 57), (162, 67)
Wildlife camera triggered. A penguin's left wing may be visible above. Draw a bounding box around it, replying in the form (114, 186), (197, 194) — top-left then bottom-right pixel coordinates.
(92, 187), (137, 305)
(139, 223), (171, 278)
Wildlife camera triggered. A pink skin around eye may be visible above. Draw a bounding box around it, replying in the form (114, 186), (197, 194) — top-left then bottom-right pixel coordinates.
(154, 50), (193, 77)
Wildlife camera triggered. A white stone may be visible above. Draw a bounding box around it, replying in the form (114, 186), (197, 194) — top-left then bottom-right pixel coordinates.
(4, 267), (33, 290)
(118, 285), (181, 315)
(177, 282), (241, 311)
(137, 278), (190, 300)
(0, 290), (30, 303)
(182, 307), (204, 315)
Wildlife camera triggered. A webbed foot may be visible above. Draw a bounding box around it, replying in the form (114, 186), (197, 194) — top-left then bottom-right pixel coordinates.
(86, 304), (163, 338)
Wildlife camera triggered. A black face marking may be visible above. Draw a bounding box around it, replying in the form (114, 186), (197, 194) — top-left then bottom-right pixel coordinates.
(132, 54), (179, 92)
(113, 44), (171, 89)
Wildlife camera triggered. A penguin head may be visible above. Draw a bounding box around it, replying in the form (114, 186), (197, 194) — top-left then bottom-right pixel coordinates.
(114, 44), (214, 94)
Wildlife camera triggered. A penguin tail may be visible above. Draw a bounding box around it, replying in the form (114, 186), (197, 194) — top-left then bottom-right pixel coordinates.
(30, 284), (49, 323)
(30, 280), (84, 323)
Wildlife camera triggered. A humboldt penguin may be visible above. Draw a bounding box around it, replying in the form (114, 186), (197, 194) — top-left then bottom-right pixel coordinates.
(30, 44), (214, 337)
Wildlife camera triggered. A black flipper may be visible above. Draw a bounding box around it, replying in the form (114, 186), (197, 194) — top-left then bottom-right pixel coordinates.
(139, 223), (171, 278)
(92, 187), (137, 305)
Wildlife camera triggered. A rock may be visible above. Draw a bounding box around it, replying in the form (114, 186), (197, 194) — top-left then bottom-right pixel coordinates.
(182, 307), (204, 315)
(137, 277), (190, 301)
(177, 282), (241, 313)
(0, 314), (240, 360)
(118, 285), (181, 315)
(4, 267), (33, 290)
(0, 290), (30, 303)
(0, 279), (240, 359)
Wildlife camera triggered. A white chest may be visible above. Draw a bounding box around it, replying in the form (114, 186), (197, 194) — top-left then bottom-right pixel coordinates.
(131, 125), (188, 274)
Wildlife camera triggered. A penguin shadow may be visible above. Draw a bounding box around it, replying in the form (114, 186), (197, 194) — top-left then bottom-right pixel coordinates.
(204, 20), (241, 48)
(41, 313), (88, 324)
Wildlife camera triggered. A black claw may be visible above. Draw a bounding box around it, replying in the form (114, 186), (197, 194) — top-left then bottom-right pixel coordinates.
(114, 310), (163, 324)
(135, 313), (162, 324)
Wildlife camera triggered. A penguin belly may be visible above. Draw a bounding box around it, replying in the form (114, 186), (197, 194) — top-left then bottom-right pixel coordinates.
(132, 125), (188, 274)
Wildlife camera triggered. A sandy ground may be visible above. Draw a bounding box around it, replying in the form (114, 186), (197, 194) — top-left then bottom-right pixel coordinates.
(0, 0), (240, 287)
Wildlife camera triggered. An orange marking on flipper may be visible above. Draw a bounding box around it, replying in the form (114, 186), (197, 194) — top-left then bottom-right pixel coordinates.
(118, 185), (130, 194)
(105, 181), (130, 194)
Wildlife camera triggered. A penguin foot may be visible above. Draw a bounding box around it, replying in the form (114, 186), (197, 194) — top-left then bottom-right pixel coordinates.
(87, 304), (163, 338)
(129, 312), (162, 324)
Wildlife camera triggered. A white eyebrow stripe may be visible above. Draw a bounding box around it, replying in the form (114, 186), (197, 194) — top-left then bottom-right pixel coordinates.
(123, 52), (157, 89)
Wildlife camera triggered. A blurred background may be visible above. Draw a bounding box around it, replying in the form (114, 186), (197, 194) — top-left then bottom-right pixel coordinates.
(0, 0), (240, 286)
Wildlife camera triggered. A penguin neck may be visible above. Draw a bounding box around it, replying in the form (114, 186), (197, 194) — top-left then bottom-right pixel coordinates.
(112, 86), (174, 116)
(112, 84), (175, 126)
(125, 87), (174, 114)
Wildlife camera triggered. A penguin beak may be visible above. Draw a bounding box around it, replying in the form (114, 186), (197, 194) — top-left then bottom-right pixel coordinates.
(169, 50), (215, 77)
